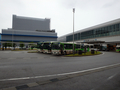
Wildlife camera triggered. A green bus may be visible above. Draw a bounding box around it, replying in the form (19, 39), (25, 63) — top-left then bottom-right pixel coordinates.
(51, 42), (84, 55)
(51, 42), (73, 55)
(75, 44), (84, 53)
(37, 42), (43, 52)
(37, 41), (52, 53)
(40, 41), (52, 53)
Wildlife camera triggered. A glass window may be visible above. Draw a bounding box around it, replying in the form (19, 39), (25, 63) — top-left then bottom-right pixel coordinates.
(112, 25), (115, 30)
(66, 23), (120, 42)
(119, 23), (120, 29)
(64, 44), (73, 49)
(105, 27), (108, 32)
(74, 34), (77, 40)
(102, 28), (104, 31)
(78, 33), (80, 40)
(115, 24), (119, 29)
(108, 26), (111, 32)
(67, 35), (74, 42)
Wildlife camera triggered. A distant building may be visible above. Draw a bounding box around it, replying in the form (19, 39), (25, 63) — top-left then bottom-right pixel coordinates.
(0, 15), (57, 48)
(12, 15), (50, 31)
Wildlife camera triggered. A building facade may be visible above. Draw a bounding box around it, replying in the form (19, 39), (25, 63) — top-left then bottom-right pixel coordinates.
(0, 15), (57, 47)
(58, 18), (120, 51)
(12, 15), (50, 31)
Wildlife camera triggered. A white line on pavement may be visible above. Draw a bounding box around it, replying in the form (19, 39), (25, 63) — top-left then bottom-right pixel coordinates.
(107, 73), (117, 80)
(0, 63), (120, 82)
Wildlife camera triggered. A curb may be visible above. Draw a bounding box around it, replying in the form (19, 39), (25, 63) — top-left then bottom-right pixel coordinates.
(64, 52), (103, 57)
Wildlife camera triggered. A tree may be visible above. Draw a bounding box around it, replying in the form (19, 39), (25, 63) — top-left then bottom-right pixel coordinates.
(7, 42), (12, 47)
(13, 43), (16, 50)
(29, 42), (35, 50)
(6, 41), (12, 50)
(2, 41), (14, 50)
(2, 43), (7, 50)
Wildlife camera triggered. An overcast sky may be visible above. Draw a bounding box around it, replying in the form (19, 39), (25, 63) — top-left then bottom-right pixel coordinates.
(0, 0), (120, 37)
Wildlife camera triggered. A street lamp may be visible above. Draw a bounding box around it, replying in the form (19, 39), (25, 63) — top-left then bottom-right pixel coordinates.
(73, 8), (75, 55)
(12, 30), (13, 50)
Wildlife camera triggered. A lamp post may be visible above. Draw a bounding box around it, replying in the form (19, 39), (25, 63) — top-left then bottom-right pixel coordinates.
(12, 30), (13, 50)
(73, 8), (75, 55)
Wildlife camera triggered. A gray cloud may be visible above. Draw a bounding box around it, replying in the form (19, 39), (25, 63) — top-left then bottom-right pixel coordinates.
(60, 0), (120, 11)
(60, 0), (102, 9)
(1, 0), (120, 36)
(102, 0), (120, 8)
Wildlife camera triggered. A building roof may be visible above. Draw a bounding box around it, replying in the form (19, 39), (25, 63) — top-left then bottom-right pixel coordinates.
(13, 15), (50, 21)
(81, 41), (105, 44)
(60, 18), (120, 37)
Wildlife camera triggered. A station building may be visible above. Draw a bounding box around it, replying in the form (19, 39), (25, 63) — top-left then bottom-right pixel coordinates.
(0, 15), (57, 48)
(58, 18), (120, 51)
(0, 35), (1, 49)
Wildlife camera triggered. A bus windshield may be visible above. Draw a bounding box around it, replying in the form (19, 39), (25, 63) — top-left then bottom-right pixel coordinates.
(116, 47), (120, 49)
(52, 44), (60, 49)
(43, 43), (50, 49)
(37, 42), (42, 48)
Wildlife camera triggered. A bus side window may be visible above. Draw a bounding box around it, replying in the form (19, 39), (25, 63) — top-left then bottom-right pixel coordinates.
(61, 45), (63, 48)
(81, 46), (84, 48)
(64, 45), (66, 48)
(59, 44), (60, 47)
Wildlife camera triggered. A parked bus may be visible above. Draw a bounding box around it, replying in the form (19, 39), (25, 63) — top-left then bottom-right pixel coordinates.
(41, 41), (53, 53)
(37, 42), (43, 52)
(51, 42), (84, 55)
(83, 43), (90, 52)
(83, 43), (95, 52)
(51, 42), (73, 55)
(116, 45), (120, 52)
(89, 44), (94, 51)
(101, 44), (107, 51)
(75, 44), (82, 53)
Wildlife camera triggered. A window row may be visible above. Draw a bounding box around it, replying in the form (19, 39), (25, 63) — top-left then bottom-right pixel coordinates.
(66, 23), (120, 42)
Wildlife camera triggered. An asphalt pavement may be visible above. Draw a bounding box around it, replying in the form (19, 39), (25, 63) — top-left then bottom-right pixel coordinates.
(0, 50), (120, 90)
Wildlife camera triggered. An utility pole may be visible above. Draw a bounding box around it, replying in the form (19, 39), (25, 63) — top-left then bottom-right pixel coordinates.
(12, 30), (13, 50)
(73, 8), (75, 55)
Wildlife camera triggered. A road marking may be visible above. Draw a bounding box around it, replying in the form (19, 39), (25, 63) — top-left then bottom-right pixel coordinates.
(107, 73), (117, 80)
(0, 63), (120, 82)
(107, 75), (114, 80)
(27, 82), (39, 87)
(99, 52), (104, 56)
(91, 73), (118, 90)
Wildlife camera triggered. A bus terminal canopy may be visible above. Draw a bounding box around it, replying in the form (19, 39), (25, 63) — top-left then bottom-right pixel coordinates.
(77, 41), (105, 44)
